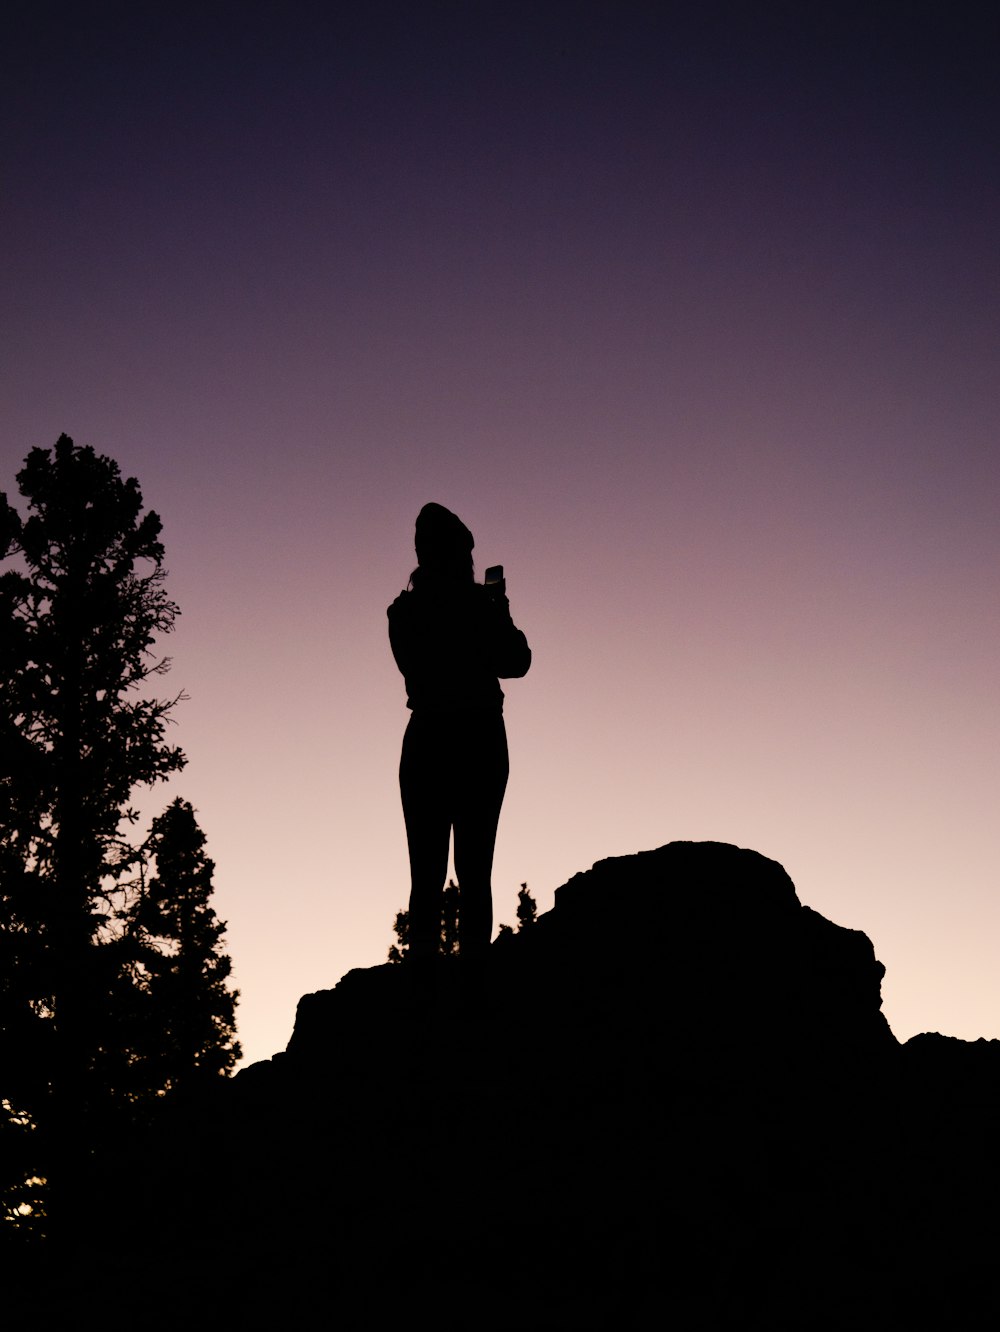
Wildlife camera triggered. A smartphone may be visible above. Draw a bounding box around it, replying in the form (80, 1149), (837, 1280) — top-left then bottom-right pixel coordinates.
(484, 565), (504, 586)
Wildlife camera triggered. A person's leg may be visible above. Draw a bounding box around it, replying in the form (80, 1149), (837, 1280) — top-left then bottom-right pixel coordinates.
(453, 713), (509, 957)
(399, 715), (452, 959)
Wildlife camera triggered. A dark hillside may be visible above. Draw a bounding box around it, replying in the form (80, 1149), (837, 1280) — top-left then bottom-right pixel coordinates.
(43, 842), (1000, 1327)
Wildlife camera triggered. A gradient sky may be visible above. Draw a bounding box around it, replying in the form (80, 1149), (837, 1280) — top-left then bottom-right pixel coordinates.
(3, 2), (998, 1067)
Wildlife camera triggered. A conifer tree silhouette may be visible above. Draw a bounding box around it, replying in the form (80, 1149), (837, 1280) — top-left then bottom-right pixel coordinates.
(391, 881), (538, 956)
(496, 883), (537, 938)
(515, 882), (537, 932)
(0, 436), (207, 1230)
(125, 798), (240, 1092)
(388, 879), (461, 961)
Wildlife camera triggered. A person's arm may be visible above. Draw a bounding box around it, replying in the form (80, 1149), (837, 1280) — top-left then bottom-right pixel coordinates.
(488, 595), (531, 679)
(387, 593), (413, 677)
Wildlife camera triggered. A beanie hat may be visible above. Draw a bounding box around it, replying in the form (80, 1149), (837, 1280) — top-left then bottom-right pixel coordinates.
(414, 503), (474, 565)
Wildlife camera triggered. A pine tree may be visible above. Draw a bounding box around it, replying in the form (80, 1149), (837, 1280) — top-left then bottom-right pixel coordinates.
(126, 799), (240, 1093)
(387, 908), (410, 964)
(515, 883), (537, 932)
(389, 881), (537, 958)
(387, 879), (462, 961)
(496, 883), (538, 939)
(440, 880), (460, 957)
(0, 435), (187, 1224)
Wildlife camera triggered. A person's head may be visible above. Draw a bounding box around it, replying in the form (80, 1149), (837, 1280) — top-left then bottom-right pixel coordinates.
(410, 502), (474, 587)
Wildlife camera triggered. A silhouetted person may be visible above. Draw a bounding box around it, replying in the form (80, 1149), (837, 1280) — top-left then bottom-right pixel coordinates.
(389, 503), (531, 961)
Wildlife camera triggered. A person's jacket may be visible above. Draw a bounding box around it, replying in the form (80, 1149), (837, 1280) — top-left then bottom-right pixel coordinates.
(388, 581), (531, 712)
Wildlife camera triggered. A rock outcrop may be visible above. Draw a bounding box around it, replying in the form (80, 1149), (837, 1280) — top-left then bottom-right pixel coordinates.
(66, 841), (1000, 1327)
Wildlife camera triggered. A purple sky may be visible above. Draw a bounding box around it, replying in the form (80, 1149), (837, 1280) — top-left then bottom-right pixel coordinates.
(3, 2), (999, 1066)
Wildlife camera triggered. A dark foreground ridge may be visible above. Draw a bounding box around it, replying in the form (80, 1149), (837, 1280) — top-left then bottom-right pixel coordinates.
(68, 843), (1000, 1325)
